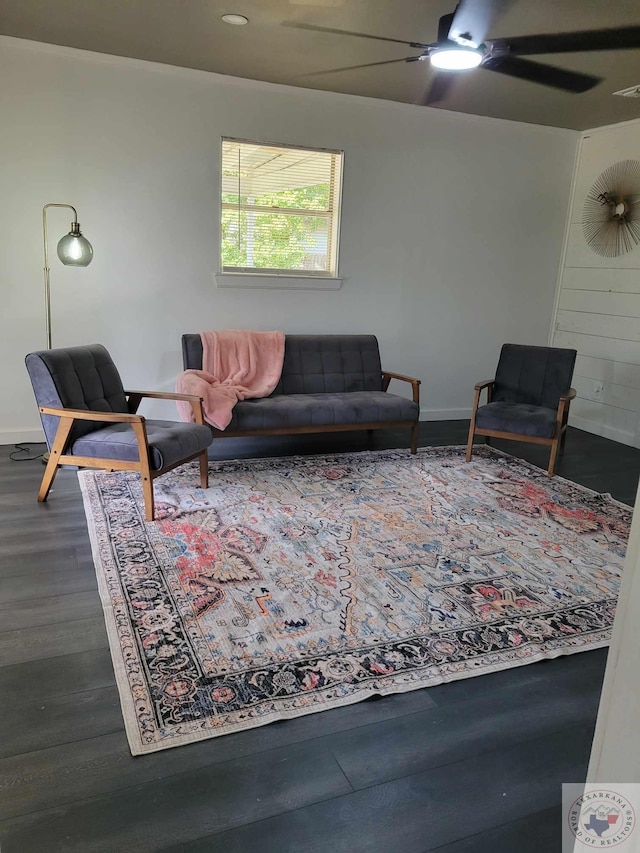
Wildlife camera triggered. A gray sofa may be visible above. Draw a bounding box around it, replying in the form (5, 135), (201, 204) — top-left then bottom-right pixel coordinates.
(182, 334), (421, 453)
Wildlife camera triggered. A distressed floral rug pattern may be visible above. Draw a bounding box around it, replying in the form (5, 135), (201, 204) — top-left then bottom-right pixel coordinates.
(78, 446), (631, 754)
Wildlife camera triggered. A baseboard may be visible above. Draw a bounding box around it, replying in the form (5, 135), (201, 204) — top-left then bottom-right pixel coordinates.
(569, 414), (636, 448)
(0, 427), (45, 447)
(420, 407), (470, 422)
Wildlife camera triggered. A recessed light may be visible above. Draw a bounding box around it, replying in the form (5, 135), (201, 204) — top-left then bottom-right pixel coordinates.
(221, 14), (249, 25)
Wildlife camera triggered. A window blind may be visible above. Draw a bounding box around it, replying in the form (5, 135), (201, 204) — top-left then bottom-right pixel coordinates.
(221, 138), (343, 276)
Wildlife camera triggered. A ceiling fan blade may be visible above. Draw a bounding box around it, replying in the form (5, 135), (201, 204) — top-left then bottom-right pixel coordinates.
(424, 73), (457, 105)
(482, 54), (601, 92)
(448, 0), (512, 47)
(282, 21), (430, 49)
(300, 57), (418, 77)
(489, 26), (640, 56)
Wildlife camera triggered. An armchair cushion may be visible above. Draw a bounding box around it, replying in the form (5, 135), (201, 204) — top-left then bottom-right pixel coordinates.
(25, 345), (129, 449)
(71, 420), (212, 470)
(493, 344), (577, 410)
(475, 402), (558, 439)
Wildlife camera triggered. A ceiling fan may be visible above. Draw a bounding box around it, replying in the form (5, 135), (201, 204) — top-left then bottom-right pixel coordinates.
(283, 0), (640, 104)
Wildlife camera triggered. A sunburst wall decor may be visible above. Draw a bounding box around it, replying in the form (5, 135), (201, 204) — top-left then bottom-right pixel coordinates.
(582, 159), (640, 258)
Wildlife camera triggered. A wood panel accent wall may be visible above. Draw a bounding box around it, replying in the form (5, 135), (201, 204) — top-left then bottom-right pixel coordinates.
(552, 121), (640, 448)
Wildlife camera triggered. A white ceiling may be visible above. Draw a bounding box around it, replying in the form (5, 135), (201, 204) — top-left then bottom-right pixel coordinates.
(2, 0), (640, 129)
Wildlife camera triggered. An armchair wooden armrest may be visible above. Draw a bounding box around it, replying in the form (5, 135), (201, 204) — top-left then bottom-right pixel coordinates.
(470, 380), (495, 415)
(39, 406), (143, 424)
(556, 388), (576, 425)
(38, 405), (149, 475)
(559, 388), (577, 403)
(124, 389), (206, 425)
(381, 371), (421, 404)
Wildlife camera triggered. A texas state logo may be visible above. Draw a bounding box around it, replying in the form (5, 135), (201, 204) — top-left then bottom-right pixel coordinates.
(568, 788), (636, 848)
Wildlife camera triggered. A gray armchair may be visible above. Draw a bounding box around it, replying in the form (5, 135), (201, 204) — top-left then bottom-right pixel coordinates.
(466, 343), (577, 476)
(25, 344), (212, 520)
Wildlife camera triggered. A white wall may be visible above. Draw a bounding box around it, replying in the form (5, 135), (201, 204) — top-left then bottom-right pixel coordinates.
(552, 121), (640, 448)
(0, 37), (577, 443)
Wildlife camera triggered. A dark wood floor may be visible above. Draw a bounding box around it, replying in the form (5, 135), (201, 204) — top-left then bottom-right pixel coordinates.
(0, 422), (638, 853)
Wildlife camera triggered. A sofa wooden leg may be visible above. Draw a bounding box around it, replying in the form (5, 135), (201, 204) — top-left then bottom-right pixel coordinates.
(410, 422), (418, 455)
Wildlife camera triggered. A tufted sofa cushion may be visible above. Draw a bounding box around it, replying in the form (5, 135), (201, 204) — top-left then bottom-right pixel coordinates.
(225, 391), (418, 431)
(182, 334), (384, 394)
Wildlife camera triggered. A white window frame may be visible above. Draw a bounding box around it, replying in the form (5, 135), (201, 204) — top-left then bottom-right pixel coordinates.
(218, 138), (344, 288)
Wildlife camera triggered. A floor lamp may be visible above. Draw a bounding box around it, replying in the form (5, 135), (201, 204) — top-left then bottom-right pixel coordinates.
(42, 203), (94, 349)
(40, 204), (94, 462)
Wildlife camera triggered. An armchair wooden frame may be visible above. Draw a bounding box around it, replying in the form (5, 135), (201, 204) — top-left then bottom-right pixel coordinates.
(465, 380), (576, 477)
(382, 371), (421, 454)
(38, 390), (208, 521)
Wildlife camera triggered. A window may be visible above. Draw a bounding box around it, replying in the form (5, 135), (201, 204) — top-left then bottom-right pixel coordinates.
(221, 138), (343, 277)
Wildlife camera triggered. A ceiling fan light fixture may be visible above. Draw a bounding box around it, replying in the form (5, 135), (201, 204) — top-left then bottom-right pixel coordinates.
(430, 47), (482, 71)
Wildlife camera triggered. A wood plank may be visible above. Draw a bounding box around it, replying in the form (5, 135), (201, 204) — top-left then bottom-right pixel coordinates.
(574, 354), (640, 390)
(0, 689), (439, 821)
(0, 687), (124, 759)
(0, 649), (116, 708)
(573, 375), (640, 413)
(570, 396), (639, 443)
(0, 525), (91, 559)
(171, 807), (563, 853)
(561, 267), (640, 295)
(553, 330), (640, 365)
(0, 739), (352, 841)
(0, 591), (103, 633)
(417, 806), (561, 853)
(0, 547), (78, 579)
(135, 726), (592, 853)
(557, 309), (640, 343)
(330, 661), (602, 791)
(559, 289), (640, 319)
(0, 566), (97, 605)
(426, 648), (607, 707)
(0, 616), (108, 667)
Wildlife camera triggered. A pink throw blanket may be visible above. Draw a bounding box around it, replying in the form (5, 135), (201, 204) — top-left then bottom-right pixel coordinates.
(176, 330), (285, 430)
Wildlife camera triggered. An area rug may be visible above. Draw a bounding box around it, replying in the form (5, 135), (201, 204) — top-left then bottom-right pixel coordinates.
(78, 446), (631, 755)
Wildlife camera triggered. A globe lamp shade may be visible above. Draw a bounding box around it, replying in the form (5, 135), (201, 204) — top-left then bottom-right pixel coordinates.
(57, 224), (93, 267)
